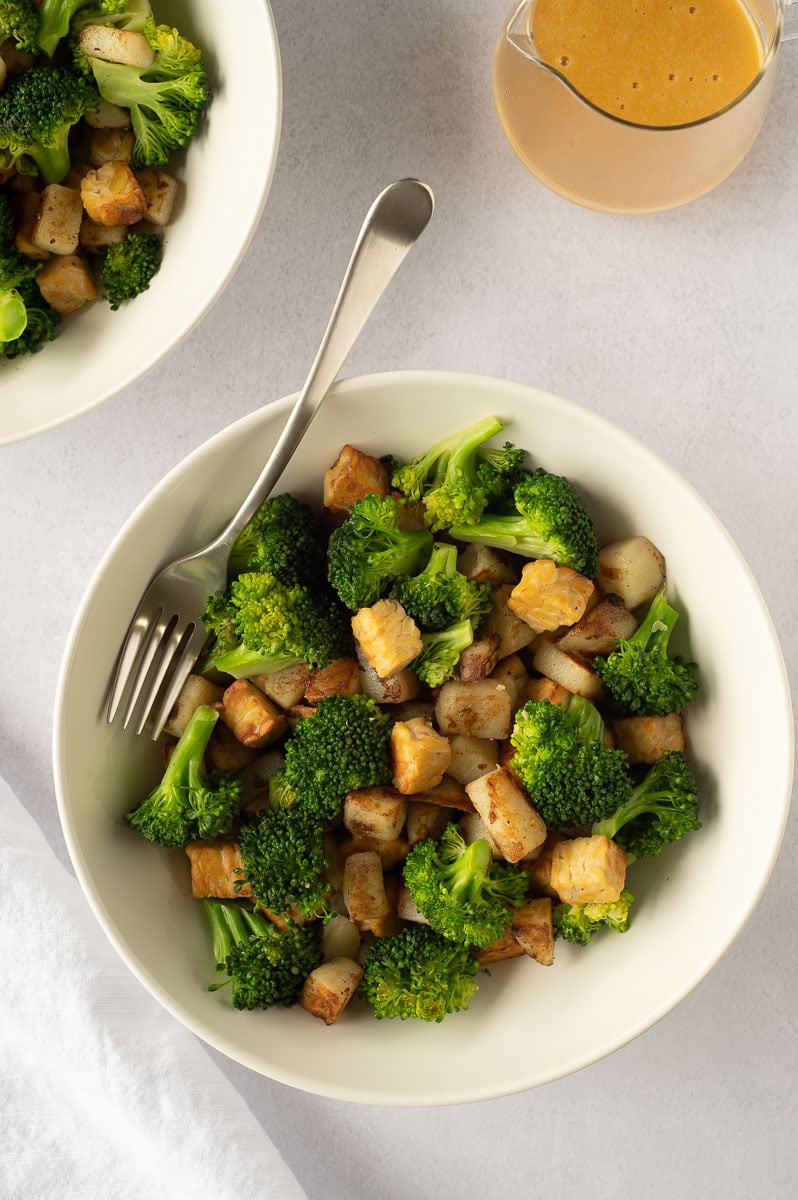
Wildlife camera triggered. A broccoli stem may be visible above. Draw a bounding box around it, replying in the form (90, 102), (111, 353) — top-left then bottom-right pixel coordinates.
(163, 703), (219, 787)
(213, 643), (304, 680)
(446, 839), (492, 901)
(205, 900), (271, 982)
(593, 776), (676, 840)
(629, 585), (679, 650)
(565, 693), (605, 747)
(28, 132), (72, 186)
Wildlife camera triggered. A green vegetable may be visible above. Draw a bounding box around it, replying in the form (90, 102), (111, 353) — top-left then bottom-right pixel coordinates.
(124, 704), (241, 847)
(403, 824), (528, 949)
(86, 20), (208, 167)
(409, 617), (474, 688)
(592, 750), (701, 859)
(100, 230), (162, 310)
(389, 541), (492, 631)
(594, 585), (699, 715)
(553, 889), (635, 946)
(227, 492), (326, 584)
(360, 924), (480, 1022)
(327, 492), (433, 612)
(36, 0), (131, 57)
(509, 694), (633, 831)
(237, 805), (329, 919)
(1, 194), (61, 357)
(0, 0), (40, 52)
(449, 468), (600, 578)
(204, 899), (322, 1010)
(0, 65), (98, 184)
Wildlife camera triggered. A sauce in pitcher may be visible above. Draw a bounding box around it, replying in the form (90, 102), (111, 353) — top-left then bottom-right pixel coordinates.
(532, 0), (764, 125)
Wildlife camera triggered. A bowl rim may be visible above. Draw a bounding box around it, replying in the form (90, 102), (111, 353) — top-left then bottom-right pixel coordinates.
(52, 369), (795, 1104)
(0, 2), (283, 448)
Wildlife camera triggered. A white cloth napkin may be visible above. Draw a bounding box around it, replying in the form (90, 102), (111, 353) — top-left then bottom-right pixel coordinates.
(0, 775), (308, 1200)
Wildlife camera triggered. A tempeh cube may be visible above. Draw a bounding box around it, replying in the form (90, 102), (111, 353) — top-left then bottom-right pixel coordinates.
(352, 599), (422, 678)
(390, 717), (452, 794)
(185, 842), (250, 899)
(548, 835), (627, 904)
(323, 443), (390, 517)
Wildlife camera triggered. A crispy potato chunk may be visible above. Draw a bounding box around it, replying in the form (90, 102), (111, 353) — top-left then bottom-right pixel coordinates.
(338, 835), (410, 870)
(205, 722), (258, 774)
(508, 559), (595, 634)
(89, 127), (135, 167)
(321, 915), (361, 962)
(185, 842), (250, 899)
(548, 835), (627, 904)
(479, 584), (536, 656)
(218, 679), (287, 749)
(135, 167), (179, 227)
(465, 765), (547, 863)
(344, 785), (408, 841)
(445, 734), (499, 786)
(83, 97), (131, 130)
(613, 713), (686, 763)
(79, 216), (128, 253)
(405, 800), (452, 846)
(343, 850), (388, 924)
(10, 191), (48, 259)
(80, 161), (147, 226)
(523, 675), (571, 707)
(304, 657), (361, 704)
(457, 543), (518, 585)
(391, 717), (452, 795)
(435, 678), (515, 741)
(352, 599), (422, 678)
(597, 536), (666, 610)
(557, 593), (638, 656)
(36, 253), (98, 314)
(323, 444), (390, 516)
(300, 958), (364, 1025)
(162, 673), (224, 739)
(356, 650), (421, 704)
(78, 25), (155, 66)
(31, 184), (84, 255)
(475, 932), (526, 964)
(531, 636), (603, 701)
(250, 663), (310, 709)
(458, 633), (501, 682)
(511, 897), (554, 965)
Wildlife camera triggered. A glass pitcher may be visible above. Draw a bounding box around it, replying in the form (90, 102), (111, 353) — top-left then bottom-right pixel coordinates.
(493, 0), (798, 213)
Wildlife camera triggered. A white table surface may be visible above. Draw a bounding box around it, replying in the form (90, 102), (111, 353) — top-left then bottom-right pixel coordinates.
(3, 3), (797, 1197)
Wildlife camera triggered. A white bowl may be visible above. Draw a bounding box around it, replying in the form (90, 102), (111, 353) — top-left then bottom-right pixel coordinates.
(0, 0), (281, 447)
(53, 371), (794, 1105)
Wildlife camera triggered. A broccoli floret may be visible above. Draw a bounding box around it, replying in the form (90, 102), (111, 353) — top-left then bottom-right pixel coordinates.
(403, 824), (528, 949)
(509, 695), (633, 831)
(476, 441), (528, 512)
(390, 414), (507, 531)
(100, 230), (161, 310)
(360, 924), (480, 1022)
(196, 590), (239, 674)
(0, 275), (61, 357)
(1, 214), (60, 356)
(409, 617), (474, 688)
(449, 468), (600, 578)
(553, 888), (635, 946)
(283, 694), (393, 824)
(592, 750), (701, 859)
(87, 21), (208, 167)
(327, 493), (434, 612)
(237, 805), (330, 918)
(389, 541), (492, 632)
(0, 65), (98, 184)
(204, 900), (322, 1010)
(211, 571), (352, 679)
(267, 767), (298, 811)
(124, 704), (242, 847)
(593, 585), (699, 715)
(228, 492), (325, 584)
(0, 0), (39, 52)
(35, 0), (129, 57)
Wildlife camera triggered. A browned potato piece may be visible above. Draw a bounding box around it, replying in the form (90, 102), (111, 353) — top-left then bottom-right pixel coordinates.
(83, 97), (131, 130)
(89, 128), (135, 167)
(391, 717), (452, 794)
(218, 679), (287, 748)
(548, 835), (627, 904)
(36, 253), (98, 314)
(304, 657), (361, 703)
(613, 713), (686, 763)
(205, 721), (258, 774)
(356, 651), (421, 704)
(445, 733), (499, 786)
(511, 897), (554, 965)
(31, 184), (84, 255)
(80, 161), (147, 226)
(79, 216), (127, 253)
(323, 443), (390, 516)
(397, 885), (430, 924)
(78, 25), (155, 66)
(352, 599), (422, 678)
(457, 543), (519, 585)
(343, 851), (388, 923)
(405, 800), (452, 845)
(185, 842), (250, 899)
(475, 932), (526, 964)
(458, 810), (502, 857)
(508, 559), (595, 633)
(162, 673), (224, 739)
(479, 584), (537, 656)
(62, 163), (93, 191)
(465, 766), (548, 862)
(337, 835), (410, 870)
(10, 191), (47, 259)
(408, 775), (474, 812)
(344, 785), (408, 841)
(321, 915), (361, 962)
(135, 167), (179, 227)
(458, 634), (501, 682)
(435, 678), (515, 741)
(523, 675), (572, 707)
(490, 653), (530, 709)
(597, 536), (666, 610)
(531, 636), (603, 701)
(557, 593), (638, 656)
(250, 663), (310, 709)
(300, 958), (364, 1024)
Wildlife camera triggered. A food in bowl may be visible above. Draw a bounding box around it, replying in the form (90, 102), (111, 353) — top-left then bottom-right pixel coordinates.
(122, 414), (704, 1027)
(0, 0), (209, 358)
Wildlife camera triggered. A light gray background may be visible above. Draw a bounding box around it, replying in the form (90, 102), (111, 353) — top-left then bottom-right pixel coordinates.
(3, 2), (797, 1196)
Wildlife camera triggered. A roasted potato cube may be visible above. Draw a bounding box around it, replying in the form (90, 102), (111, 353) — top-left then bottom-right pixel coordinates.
(457, 543), (519, 585)
(35, 253), (97, 314)
(465, 766), (547, 863)
(557, 593), (638, 656)
(508, 559), (595, 633)
(31, 184), (84, 255)
(391, 717), (452, 794)
(405, 799), (453, 845)
(10, 190), (47, 259)
(185, 842), (250, 899)
(300, 957), (364, 1025)
(475, 932), (526, 964)
(323, 443), (390, 516)
(79, 216), (127, 253)
(356, 650), (421, 704)
(511, 897), (554, 965)
(344, 785), (408, 841)
(352, 598), (422, 678)
(205, 721), (258, 774)
(250, 663), (310, 710)
(343, 850), (388, 923)
(408, 775), (474, 812)
(597, 536), (666, 610)
(135, 167), (179, 226)
(304, 657), (361, 704)
(613, 713), (686, 763)
(458, 633), (502, 682)
(80, 161), (147, 226)
(337, 835), (410, 870)
(490, 653), (530, 709)
(458, 810), (502, 857)
(78, 24), (155, 66)
(321, 914), (361, 962)
(523, 675), (572, 707)
(531, 636), (603, 701)
(479, 584), (537, 656)
(162, 673), (224, 739)
(397, 884), (430, 924)
(218, 679), (287, 748)
(89, 127), (135, 167)
(548, 835), (627, 904)
(83, 97), (132, 129)
(435, 678), (515, 741)
(445, 734), (499, 786)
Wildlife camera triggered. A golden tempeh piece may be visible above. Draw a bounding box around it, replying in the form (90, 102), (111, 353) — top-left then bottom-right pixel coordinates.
(323, 443), (390, 517)
(352, 599), (422, 678)
(390, 718), (452, 795)
(185, 842), (251, 899)
(508, 559), (595, 634)
(548, 835), (627, 905)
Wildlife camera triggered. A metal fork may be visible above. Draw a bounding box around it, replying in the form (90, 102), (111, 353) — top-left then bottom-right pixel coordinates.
(106, 177), (435, 738)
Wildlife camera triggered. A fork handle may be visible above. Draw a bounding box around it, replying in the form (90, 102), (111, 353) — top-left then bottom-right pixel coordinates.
(213, 177), (434, 551)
